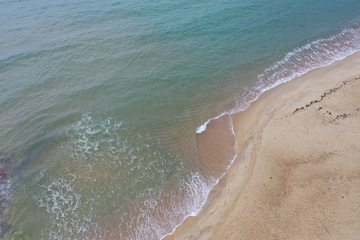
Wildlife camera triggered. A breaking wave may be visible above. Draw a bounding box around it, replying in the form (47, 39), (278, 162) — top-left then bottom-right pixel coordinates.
(197, 24), (360, 134)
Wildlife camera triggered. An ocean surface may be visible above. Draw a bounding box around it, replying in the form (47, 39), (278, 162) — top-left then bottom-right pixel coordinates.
(1, 0), (360, 239)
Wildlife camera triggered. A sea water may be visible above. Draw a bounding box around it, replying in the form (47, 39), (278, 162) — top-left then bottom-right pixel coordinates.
(0, 0), (360, 239)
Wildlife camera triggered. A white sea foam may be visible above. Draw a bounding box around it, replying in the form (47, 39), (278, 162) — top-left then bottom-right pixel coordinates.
(161, 115), (238, 240)
(0, 156), (11, 238)
(35, 176), (87, 240)
(36, 24), (360, 240)
(36, 113), (211, 240)
(186, 24), (360, 240)
(131, 172), (216, 240)
(196, 112), (228, 134)
(196, 25), (360, 135)
(33, 112), (238, 240)
(80, 25), (360, 237)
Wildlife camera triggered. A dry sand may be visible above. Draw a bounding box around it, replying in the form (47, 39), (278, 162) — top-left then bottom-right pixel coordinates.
(165, 51), (360, 240)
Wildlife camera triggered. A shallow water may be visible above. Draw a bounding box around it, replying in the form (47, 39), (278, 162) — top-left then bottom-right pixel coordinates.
(0, 0), (360, 239)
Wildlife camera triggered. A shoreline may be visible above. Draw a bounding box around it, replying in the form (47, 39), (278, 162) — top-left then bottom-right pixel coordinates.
(165, 51), (360, 239)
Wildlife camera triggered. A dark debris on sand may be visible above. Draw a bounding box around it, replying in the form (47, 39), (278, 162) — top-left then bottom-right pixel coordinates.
(293, 77), (360, 115)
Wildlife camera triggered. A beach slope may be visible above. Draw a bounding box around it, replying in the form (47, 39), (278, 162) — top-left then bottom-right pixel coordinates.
(165, 52), (360, 240)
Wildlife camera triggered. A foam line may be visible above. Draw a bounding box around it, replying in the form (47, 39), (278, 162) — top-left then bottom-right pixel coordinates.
(196, 25), (360, 135)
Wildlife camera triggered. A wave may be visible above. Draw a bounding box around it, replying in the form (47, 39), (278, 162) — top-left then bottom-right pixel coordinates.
(33, 113), (237, 240)
(196, 24), (360, 134)
(0, 153), (11, 239)
(162, 115), (238, 239)
(186, 24), (360, 239)
(33, 24), (360, 240)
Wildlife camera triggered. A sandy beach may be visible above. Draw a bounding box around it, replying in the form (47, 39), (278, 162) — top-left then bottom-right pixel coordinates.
(165, 51), (360, 240)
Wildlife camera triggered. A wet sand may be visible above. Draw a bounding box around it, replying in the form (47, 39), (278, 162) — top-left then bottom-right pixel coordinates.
(165, 51), (360, 240)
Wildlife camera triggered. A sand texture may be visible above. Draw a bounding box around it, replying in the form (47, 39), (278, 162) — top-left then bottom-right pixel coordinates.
(165, 52), (360, 240)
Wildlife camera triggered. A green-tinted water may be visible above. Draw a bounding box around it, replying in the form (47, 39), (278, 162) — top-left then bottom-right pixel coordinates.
(0, 0), (360, 239)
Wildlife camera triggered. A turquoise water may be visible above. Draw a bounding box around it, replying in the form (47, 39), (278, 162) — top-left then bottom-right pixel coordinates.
(1, 0), (360, 239)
